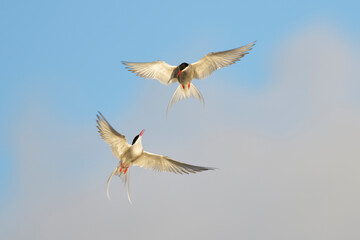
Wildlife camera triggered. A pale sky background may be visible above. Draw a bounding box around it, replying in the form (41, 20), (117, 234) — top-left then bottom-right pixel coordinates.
(1, 0), (360, 239)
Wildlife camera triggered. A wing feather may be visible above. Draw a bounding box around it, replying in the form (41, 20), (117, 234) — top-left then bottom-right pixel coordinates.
(96, 112), (130, 158)
(133, 151), (213, 174)
(192, 41), (256, 79)
(122, 60), (177, 85)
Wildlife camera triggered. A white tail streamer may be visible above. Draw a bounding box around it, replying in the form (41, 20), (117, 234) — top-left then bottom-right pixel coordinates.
(166, 83), (205, 116)
(106, 165), (132, 204)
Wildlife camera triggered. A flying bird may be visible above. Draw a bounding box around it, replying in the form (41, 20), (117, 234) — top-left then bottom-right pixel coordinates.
(96, 112), (213, 203)
(122, 41), (255, 115)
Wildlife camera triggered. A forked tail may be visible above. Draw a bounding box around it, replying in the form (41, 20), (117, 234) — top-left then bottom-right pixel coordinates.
(106, 165), (132, 204)
(121, 171), (131, 204)
(106, 167), (117, 200)
(166, 83), (205, 116)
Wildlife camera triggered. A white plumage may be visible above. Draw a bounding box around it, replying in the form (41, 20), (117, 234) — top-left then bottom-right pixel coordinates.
(96, 112), (213, 203)
(123, 41), (255, 115)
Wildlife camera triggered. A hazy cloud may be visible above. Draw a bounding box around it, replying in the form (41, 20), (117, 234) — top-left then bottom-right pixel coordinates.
(2, 23), (360, 240)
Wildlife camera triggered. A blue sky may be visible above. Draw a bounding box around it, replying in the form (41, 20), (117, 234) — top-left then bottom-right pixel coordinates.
(1, 0), (360, 239)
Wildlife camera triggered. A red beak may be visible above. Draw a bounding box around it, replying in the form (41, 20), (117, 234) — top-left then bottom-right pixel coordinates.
(140, 129), (145, 136)
(177, 70), (182, 77)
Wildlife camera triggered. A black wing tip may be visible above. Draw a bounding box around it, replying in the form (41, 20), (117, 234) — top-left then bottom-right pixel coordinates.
(193, 166), (217, 172)
(185, 165), (217, 174)
(96, 113), (103, 131)
(96, 112), (111, 129)
(205, 167), (217, 171)
(122, 61), (134, 70)
(96, 111), (105, 121)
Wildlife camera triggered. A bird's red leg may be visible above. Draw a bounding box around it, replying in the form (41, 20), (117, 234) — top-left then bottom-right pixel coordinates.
(119, 162), (123, 173)
(188, 83), (190, 89)
(182, 84), (185, 89)
(124, 166), (129, 174)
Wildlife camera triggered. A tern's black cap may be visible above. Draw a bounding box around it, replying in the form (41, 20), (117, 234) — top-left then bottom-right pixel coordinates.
(179, 62), (189, 70)
(132, 135), (139, 145)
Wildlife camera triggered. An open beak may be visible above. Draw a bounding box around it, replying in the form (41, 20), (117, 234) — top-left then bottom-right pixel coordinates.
(140, 129), (145, 136)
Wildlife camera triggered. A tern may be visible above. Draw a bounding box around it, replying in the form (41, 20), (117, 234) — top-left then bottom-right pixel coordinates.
(122, 41), (255, 115)
(96, 112), (213, 203)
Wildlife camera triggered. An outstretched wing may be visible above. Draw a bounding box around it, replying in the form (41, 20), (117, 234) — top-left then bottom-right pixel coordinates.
(133, 151), (213, 174)
(96, 112), (130, 158)
(191, 41), (256, 79)
(122, 60), (178, 85)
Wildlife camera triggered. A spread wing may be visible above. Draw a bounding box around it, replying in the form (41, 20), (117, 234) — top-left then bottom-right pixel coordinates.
(96, 112), (130, 158)
(122, 60), (178, 85)
(132, 151), (213, 174)
(191, 41), (256, 79)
